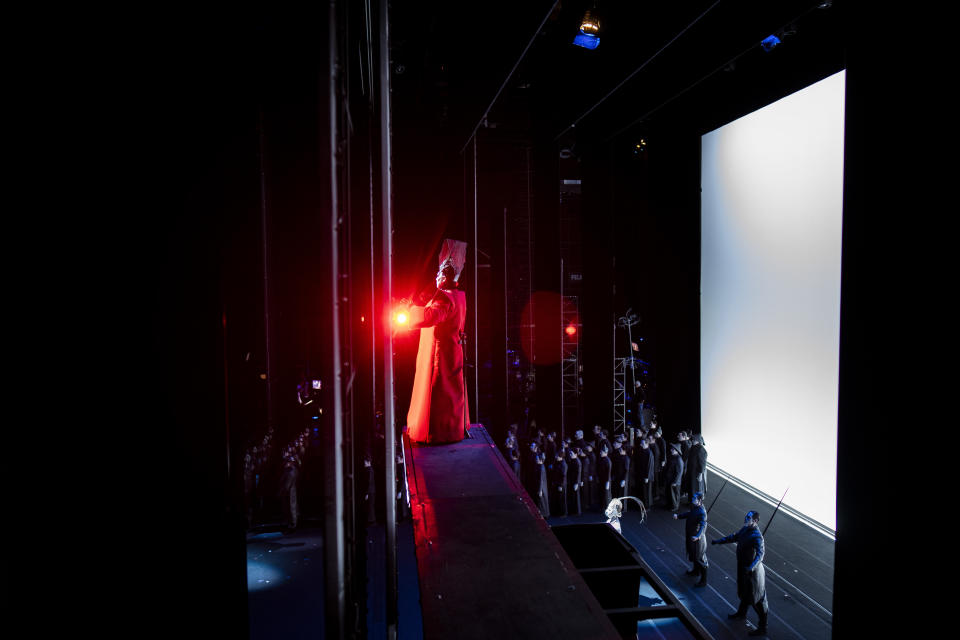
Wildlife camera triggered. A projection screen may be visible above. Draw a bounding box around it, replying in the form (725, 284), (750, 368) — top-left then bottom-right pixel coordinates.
(700, 70), (845, 531)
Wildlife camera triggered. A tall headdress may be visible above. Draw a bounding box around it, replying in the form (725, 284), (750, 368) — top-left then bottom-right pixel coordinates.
(438, 238), (467, 282)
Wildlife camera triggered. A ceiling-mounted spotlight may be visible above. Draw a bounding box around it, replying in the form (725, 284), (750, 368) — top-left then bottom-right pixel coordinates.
(760, 34), (781, 52)
(817, 1), (832, 8)
(573, 6), (601, 50)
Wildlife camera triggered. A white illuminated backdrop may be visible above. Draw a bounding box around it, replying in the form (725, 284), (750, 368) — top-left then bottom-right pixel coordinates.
(700, 70), (845, 531)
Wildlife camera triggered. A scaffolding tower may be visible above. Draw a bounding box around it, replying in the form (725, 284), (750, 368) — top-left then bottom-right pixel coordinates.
(560, 289), (580, 440)
(613, 356), (627, 436)
(616, 309), (641, 444)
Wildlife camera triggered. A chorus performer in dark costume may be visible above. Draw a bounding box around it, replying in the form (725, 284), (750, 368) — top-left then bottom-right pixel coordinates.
(597, 445), (613, 508)
(524, 441), (550, 517)
(673, 491), (708, 587)
(712, 510), (769, 637)
(687, 433), (708, 499)
(665, 442), (684, 511)
(566, 448), (582, 516)
(405, 239), (470, 444)
(635, 436), (654, 510)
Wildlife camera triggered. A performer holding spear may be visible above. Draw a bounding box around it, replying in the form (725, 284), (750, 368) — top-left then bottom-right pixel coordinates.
(710, 487), (785, 639)
(712, 509), (770, 637)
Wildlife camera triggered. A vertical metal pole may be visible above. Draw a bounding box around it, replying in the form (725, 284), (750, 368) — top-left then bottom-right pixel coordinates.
(378, 0), (399, 636)
(472, 136), (479, 426)
(326, 0), (346, 637)
(365, 0), (377, 474)
(560, 257), (564, 440)
(526, 147), (534, 370)
(222, 310), (231, 478)
(258, 108), (274, 436)
(504, 207), (509, 424)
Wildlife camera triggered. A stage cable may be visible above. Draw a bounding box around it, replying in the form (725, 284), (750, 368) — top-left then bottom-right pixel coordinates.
(460, 0), (561, 155)
(602, 1), (828, 143)
(257, 106), (275, 436)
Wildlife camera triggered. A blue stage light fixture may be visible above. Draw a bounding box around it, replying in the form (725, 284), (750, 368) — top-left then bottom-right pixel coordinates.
(761, 34), (781, 52)
(573, 33), (600, 50)
(574, 8), (601, 49)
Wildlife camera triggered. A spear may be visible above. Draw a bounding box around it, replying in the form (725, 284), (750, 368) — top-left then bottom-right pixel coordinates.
(706, 479), (728, 514)
(763, 487), (789, 536)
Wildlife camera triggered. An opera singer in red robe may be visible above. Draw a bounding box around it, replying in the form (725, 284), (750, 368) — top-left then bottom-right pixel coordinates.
(401, 239), (471, 445)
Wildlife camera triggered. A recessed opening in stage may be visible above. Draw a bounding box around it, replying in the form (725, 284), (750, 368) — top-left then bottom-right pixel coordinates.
(700, 70), (845, 531)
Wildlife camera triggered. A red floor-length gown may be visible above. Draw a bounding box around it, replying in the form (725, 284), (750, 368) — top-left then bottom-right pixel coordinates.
(406, 288), (469, 444)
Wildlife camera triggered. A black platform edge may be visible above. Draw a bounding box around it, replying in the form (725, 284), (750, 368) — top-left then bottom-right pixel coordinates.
(404, 425), (621, 640)
(551, 522), (716, 640)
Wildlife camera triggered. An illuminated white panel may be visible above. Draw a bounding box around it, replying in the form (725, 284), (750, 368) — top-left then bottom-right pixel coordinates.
(701, 70), (845, 530)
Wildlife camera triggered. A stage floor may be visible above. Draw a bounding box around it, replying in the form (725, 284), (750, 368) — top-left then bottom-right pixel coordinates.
(244, 443), (833, 639)
(545, 468), (834, 640)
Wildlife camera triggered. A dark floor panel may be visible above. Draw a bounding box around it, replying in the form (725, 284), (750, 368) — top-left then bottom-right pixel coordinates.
(409, 441), (516, 500)
(247, 526), (326, 640)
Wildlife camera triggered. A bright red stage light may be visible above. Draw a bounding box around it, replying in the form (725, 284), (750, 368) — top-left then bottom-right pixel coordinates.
(565, 324), (577, 336)
(394, 311), (409, 325)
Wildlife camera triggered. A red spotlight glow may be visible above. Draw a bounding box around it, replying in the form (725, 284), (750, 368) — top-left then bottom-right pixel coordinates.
(565, 324), (577, 336)
(394, 311), (409, 325)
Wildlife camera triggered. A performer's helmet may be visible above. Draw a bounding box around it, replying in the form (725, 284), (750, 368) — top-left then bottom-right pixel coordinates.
(745, 510), (760, 524)
(692, 492), (704, 504)
(436, 262), (457, 289)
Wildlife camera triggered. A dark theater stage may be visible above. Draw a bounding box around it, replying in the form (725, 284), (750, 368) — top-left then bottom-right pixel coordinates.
(66, 1), (932, 638)
(245, 432), (834, 639)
